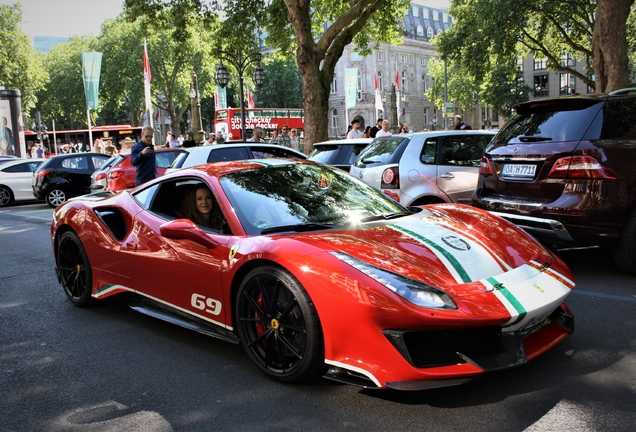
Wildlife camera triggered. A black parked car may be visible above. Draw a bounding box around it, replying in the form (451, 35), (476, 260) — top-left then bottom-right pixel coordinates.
(308, 138), (372, 172)
(33, 152), (111, 207)
(472, 90), (636, 274)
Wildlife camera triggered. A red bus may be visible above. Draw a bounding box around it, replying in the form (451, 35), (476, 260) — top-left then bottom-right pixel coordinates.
(24, 125), (144, 155)
(214, 108), (304, 141)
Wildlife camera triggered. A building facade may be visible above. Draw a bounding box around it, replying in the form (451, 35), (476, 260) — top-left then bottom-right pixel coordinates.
(328, 3), (451, 136)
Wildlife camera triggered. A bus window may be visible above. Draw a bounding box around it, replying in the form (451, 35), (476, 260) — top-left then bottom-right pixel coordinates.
(262, 110), (276, 117)
(289, 110), (302, 118)
(216, 111), (228, 120)
(275, 110), (288, 117)
(248, 110), (262, 118)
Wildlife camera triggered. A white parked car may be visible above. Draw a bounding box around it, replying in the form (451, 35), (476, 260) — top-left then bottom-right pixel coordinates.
(0, 158), (45, 206)
(349, 130), (495, 205)
(166, 143), (306, 174)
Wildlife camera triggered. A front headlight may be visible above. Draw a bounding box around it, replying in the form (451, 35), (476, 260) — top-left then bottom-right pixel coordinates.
(330, 252), (457, 309)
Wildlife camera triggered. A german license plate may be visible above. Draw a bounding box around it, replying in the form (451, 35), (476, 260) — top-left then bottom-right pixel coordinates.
(502, 164), (536, 178)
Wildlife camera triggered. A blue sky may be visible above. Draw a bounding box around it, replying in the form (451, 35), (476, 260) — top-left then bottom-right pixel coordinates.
(2, 0), (450, 40)
(1, 0), (125, 39)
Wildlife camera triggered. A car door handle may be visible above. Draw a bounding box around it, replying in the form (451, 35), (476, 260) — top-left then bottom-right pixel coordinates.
(441, 173), (455, 179)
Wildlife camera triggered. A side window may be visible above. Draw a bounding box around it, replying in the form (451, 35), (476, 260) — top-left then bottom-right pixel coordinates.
(420, 139), (437, 164)
(139, 179), (230, 234)
(600, 101), (636, 139)
(92, 156), (108, 169)
(155, 151), (180, 168)
(207, 147), (250, 162)
(3, 163), (30, 173)
(61, 156), (88, 170)
(441, 136), (485, 166)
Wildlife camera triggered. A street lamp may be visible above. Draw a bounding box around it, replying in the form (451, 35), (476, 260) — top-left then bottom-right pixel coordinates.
(215, 48), (266, 141)
(189, 72), (204, 145)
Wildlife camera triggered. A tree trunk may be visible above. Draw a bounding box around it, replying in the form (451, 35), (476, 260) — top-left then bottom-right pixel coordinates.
(592, 0), (634, 93)
(298, 59), (330, 154)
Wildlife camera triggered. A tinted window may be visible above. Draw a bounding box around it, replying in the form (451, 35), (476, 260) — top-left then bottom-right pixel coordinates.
(441, 135), (488, 166)
(249, 146), (305, 159)
(420, 139), (437, 164)
(170, 152), (188, 169)
(354, 138), (409, 167)
(495, 101), (603, 144)
(308, 145), (340, 164)
(2, 161), (42, 173)
(599, 100), (636, 139)
(207, 147), (250, 162)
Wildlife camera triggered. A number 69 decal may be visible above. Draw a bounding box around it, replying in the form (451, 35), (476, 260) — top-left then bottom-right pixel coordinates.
(191, 293), (222, 316)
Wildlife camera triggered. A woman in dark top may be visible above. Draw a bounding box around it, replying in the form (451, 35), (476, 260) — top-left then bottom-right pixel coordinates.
(178, 185), (224, 231)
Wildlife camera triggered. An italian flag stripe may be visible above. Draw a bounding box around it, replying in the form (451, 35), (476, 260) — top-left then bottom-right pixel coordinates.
(487, 276), (527, 325)
(393, 224), (471, 282)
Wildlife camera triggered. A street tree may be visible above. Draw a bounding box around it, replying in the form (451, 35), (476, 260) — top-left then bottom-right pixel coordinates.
(124, 0), (411, 151)
(0, 4), (46, 110)
(257, 58), (303, 108)
(435, 0), (634, 95)
(35, 36), (98, 130)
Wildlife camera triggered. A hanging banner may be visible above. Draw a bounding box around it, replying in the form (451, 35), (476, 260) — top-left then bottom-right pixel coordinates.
(81, 52), (103, 110)
(345, 68), (358, 109)
(216, 86), (227, 109)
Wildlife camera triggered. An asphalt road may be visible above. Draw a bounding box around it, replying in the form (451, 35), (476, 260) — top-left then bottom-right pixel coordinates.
(1, 203), (635, 431)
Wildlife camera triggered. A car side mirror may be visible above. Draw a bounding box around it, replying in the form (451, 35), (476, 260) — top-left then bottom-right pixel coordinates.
(160, 219), (218, 249)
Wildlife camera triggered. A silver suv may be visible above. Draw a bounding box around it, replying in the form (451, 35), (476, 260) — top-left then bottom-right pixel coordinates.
(350, 130), (495, 205)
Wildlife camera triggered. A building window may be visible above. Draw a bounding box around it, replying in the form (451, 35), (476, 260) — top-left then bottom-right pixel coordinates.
(331, 78), (337, 93)
(427, 27), (434, 38)
(378, 71), (384, 90)
(587, 73), (595, 94)
(560, 73), (576, 95)
(421, 56), (428, 67)
(422, 74), (427, 93)
(517, 57), (524, 72)
(432, 10), (439, 20)
(401, 70), (408, 92)
(351, 51), (363, 61)
(377, 51), (383, 61)
(437, 29), (443, 36)
(417, 25), (424, 36)
(331, 109), (338, 129)
(534, 57), (548, 70)
(561, 52), (576, 67)
(400, 54), (408, 63)
(534, 73), (549, 97)
(413, 6), (419, 17)
(357, 70), (363, 92)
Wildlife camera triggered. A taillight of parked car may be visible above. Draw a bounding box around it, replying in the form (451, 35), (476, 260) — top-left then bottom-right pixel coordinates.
(381, 167), (399, 189)
(35, 170), (51, 178)
(548, 156), (619, 180)
(478, 156), (493, 176)
(95, 172), (107, 181)
(108, 171), (123, 180)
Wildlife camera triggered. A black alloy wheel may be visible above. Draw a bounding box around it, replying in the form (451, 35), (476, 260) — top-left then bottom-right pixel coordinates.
(57, 231), (94, 307)
(236, 266), (325, 383)
(0, 186), (12, 206)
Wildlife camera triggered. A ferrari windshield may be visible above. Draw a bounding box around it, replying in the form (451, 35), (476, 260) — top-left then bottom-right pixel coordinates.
(219, 162), (409, 235)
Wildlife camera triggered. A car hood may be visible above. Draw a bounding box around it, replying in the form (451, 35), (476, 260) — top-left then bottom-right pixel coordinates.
(299, 205), (558, 299)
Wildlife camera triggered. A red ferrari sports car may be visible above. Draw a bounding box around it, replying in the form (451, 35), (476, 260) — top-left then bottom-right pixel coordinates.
(51, 159), (575, 390)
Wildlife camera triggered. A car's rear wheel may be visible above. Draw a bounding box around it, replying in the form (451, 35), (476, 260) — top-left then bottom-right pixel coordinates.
(57, 231), (94, 307)
(46, 188), (67, 207)
(613, 209), (636, 275)
(0, 186), (12, 206)
(236, 265), (324, 383)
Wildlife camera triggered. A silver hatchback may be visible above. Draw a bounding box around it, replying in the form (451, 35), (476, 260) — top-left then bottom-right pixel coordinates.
(349, 130), (495, 206)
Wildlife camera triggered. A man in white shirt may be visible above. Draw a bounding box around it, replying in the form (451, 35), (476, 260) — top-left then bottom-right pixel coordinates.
(346, 119), (364, 139)
(247, 127), (266, 143)
(203, 135), (216, 146)
(375, 120), (392, 137)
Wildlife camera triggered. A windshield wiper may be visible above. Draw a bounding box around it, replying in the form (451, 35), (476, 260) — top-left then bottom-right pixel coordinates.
(260, 223), (337, 235)
(359, 212), (410, 223)
(518, 136), (552, 142)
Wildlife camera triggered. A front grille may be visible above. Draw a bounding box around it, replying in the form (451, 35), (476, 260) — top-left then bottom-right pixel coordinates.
(402, 327), (503, 368)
